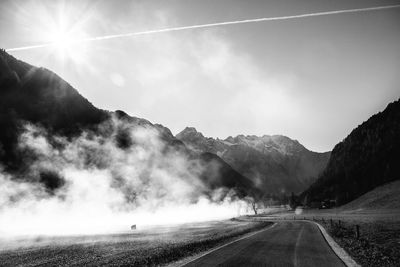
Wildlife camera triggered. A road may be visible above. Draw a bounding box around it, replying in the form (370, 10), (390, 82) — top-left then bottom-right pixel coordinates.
(183, 220), (345, 267)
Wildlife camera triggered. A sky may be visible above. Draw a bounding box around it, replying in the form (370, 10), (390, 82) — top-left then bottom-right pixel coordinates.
(1, 0), (399, 152)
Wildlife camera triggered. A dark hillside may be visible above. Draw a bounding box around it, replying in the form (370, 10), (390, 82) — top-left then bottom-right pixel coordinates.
(198, 152), (261, 198)
(0, 49), (108, 170)
(302, 98), (400, 205)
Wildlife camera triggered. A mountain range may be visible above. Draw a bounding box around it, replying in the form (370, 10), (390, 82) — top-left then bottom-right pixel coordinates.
(176, 127), (330, 195)
(0, 49), (257, 198)
(0, 49), (330, 199)
(1, 48), (399, 208)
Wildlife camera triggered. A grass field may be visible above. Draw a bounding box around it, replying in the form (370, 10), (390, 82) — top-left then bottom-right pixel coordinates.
(319, 217), (400, 267)
(340, 180), (400, 211)
(0, 220), (272, 266)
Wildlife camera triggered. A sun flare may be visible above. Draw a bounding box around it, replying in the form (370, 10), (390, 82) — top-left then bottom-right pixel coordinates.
(48, 29), (76, 57)
(45, 27), (89, 65)
(11, 1), (94, 65)
(51, 30), (74, 49)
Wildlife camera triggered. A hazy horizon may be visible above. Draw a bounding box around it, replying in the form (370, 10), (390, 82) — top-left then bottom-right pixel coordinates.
(1, 0), (399, 152)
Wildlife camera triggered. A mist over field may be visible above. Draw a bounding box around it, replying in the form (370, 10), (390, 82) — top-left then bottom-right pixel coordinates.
(1, 1), (400, 266)
(0, 116), (250, 237)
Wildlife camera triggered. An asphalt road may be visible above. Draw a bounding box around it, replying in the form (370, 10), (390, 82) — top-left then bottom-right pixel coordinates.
(183, 221), (345, 267)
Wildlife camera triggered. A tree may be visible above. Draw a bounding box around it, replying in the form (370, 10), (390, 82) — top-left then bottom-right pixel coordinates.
(245, 196), (258, 215)
(251, 200), (258, 215)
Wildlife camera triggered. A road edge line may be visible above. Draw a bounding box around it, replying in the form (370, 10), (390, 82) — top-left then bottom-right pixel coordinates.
(176, 222), (277, 267)
(312, 221), (360, 267)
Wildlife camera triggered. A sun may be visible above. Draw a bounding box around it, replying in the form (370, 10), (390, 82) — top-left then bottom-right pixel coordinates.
(50, 30), (75, 55)
(28, 2), (92, 64)
(44, 23), (89, 65)
(7, 0), (95, 70)
(51, 31), (74, 49)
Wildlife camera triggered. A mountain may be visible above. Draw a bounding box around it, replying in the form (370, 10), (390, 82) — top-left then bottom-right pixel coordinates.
(198, 152), (262, 198)
(176, 127), (330, 195)
(0, 49), (109, 171)
(0, 49), (257, 198)
(302, 98), (400, 206)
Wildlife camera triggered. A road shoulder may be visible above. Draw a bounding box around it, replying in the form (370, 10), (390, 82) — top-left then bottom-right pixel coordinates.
(313, 221), (360, 267)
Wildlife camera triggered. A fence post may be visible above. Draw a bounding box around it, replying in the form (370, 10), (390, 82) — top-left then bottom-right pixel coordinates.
(330, 218), (333, 227)
(355, 225), (360, 239)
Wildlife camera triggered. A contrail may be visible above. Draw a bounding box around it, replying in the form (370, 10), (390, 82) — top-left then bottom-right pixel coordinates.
(5, 4), (400, 52)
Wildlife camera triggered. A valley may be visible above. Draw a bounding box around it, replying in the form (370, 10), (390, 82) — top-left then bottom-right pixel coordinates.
(1, 2), (400, 265)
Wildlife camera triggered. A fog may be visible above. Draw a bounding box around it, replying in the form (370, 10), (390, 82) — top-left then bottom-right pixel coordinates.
(0, 117), (251, 237)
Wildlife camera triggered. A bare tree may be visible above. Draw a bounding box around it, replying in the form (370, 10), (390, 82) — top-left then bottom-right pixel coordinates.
(251, 200), (258, 215)
(245, 196), (258, 215)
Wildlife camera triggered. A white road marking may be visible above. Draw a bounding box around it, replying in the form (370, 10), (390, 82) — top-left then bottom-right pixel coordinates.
(293, 225), (304, 267)
(178, 223), (277, 267)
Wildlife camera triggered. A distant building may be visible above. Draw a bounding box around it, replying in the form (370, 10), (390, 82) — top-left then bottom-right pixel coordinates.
(320, 199), (336, 209)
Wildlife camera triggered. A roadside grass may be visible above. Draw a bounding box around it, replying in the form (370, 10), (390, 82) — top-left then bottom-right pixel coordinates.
(318, 218), (400, 267)
(0, 220), (272, 267)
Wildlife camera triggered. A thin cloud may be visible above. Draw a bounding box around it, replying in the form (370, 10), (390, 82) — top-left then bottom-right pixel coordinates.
(6, 4), (400, 52)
